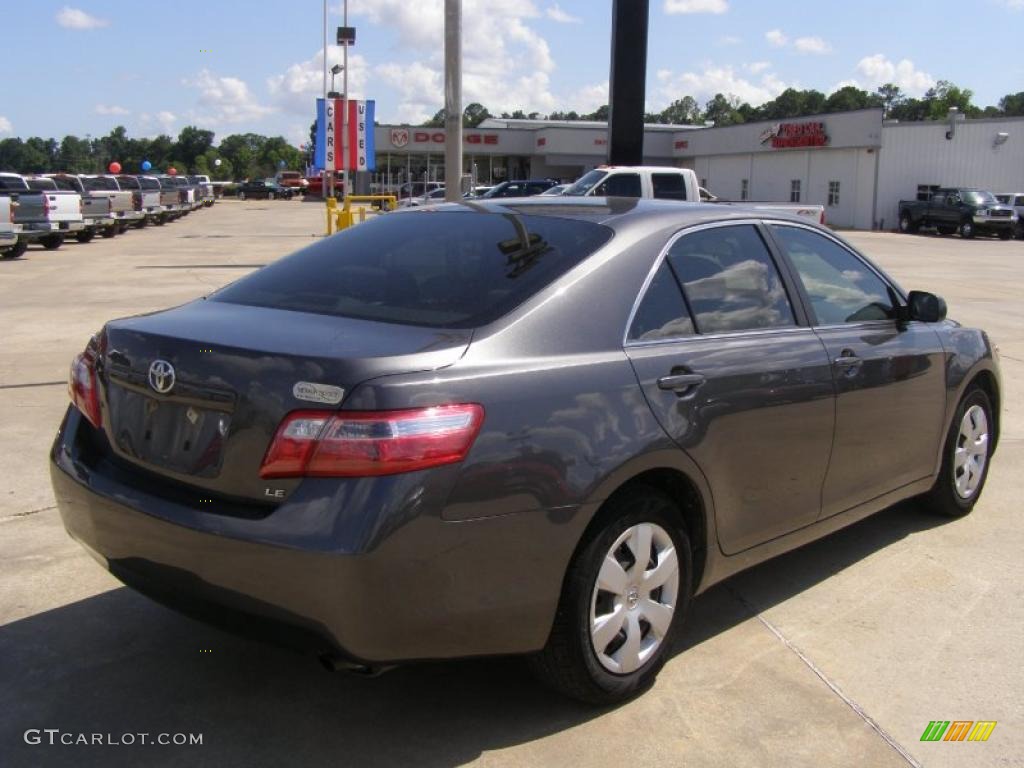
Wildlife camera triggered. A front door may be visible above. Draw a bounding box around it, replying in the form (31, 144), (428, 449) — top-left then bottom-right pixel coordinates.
(767, 224), (948, 518)
(625, 222), (835, 555)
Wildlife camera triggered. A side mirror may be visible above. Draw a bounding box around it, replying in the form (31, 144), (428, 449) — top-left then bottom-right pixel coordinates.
(907, 290), (947, 323)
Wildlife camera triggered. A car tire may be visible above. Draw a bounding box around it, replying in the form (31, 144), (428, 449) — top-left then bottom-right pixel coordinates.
(238, 191), (246, 201)
(134, 218), (148, 229)
(2, 239), (28, 259)
(998, 230), (1011, 241)
(155, 215), (166, 226)
(529, 487), (692, 704)
(75, 230), (95, 243)
(923, 387), (994, 518)
(898, 213), (918, 234)
(40, 234), (64, 250)
(117, 223), (129, 235)
(101, 226), (117, 238)
(959, 220), (975, 239)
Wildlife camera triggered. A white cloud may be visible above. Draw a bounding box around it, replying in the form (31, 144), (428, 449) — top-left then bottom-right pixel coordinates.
(765, 29), (787, 47)
(343, 0), (558, 123)
(854, 54), (936, 95)
(55, 6), (108, 29)
(997, 0), (1024, 8)
(746, 61), (771, 74)
(139, 111), (178, 136)
(184, 69), (275, 126)
(562, 81), (610, 114)
(654, 65), (788, 108)
(664, 0), (729, 13)
(793, 36), (831, 54)
(267, 47), (369, 115)
(0, 116), (12, 135)
(718, 35), (741, 45)
(545, 3), (581, 23)
(94, 104), (130, 116)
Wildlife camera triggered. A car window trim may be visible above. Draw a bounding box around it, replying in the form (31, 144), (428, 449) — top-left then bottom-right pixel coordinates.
(761, 220), (908, 327)
(622, 218), (808, 348)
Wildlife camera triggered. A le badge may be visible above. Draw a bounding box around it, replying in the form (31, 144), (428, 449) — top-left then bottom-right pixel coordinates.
(292, 382), (344, 405)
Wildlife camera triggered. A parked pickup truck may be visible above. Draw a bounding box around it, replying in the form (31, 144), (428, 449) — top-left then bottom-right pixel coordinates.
(564, 166), (828, 225)
(0, 172), (84, 250)
(0, 194), (24, 258)
(151, 175), (184, 223)
(115, 174), (163, 226)
(83, 175), (142, 233)
(898, 187), (1017, 239)
(993, 192), (1024, 239)
(189, 175), (215, 206)
(44, 173), (133, 240)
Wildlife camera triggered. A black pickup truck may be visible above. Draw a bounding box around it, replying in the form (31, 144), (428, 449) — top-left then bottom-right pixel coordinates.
(898, 187), (1017, 239)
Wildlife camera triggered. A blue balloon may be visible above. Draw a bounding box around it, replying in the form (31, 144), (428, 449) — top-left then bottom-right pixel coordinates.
(141, 160), (152, 172)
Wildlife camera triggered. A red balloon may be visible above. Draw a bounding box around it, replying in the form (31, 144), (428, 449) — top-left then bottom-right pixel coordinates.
(168, 167), (178, 176)
(108, 161), (122, 174)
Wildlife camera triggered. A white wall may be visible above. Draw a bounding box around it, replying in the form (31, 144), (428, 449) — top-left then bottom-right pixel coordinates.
(876, 117), (1024, 229)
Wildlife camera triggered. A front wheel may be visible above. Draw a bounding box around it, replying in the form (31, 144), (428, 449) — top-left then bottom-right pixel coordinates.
(959, 220), (975, 239)
(101, 226), (117, 238)
(2, 240), (28, 259)
(923, 387), (994, 518)
(529, 488), (692, 704)
(898, 213), (918, 233)
(238, 191), (246, 200)
(40, 234), (64, 250)
(76, 230), (95, 243)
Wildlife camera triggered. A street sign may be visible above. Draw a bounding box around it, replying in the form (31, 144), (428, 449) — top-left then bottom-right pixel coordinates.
(336, 26), (356, 45)
(314, 98), (375, 172)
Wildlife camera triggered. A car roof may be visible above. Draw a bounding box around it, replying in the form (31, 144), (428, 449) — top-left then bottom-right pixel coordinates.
(398, 196), (814, 232)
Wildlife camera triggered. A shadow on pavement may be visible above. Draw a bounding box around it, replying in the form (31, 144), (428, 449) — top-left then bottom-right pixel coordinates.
(0, 499), (947, 767)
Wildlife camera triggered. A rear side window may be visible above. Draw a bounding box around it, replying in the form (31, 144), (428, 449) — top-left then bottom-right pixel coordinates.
(214, 211), (614, 329)
(596, 174), (642, 198)
(770, 225), (895, 325)
(652, 173), (687, 201)
(666, 225), (795, 334)
(628, 262), (694, 341)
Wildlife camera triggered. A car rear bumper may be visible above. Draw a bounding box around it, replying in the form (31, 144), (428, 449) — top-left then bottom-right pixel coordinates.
(50, 406), (585, 664)
(0, 231), (17, 247)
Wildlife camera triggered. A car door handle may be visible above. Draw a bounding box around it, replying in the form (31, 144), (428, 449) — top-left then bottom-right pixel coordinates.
(833, 354), (862, 367)
(657, 373), (706, 392)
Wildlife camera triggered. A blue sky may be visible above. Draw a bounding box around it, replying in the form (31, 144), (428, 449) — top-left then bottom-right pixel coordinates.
(2, 0), (1022, 146)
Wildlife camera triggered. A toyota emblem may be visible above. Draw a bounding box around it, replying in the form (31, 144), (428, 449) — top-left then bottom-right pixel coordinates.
(148, 360), (176, 394)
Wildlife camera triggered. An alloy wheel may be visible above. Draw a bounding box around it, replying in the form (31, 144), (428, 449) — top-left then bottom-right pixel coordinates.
(954, 404), (988, 499)
(589, 522), (679, 675)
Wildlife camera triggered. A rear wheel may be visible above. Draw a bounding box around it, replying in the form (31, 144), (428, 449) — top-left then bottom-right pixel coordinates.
(2, 240), (28, 259)
(117, 222), (129, 235)
(898, 213), (918, 234)
(155, 214), (166, 226)
(959, 220), (975, 239)
(101, 226), (117, 238)
(923, 387), (994, 518)
(529, 488), (692, 704)
(133, 218), (148, 229)
(40, 234), (64, 250)
(998, 229), (1011, 241)
(75, 230), (95, 243)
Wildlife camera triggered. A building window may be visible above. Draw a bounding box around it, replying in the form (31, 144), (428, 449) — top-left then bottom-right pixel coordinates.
(790, 179), (801, 203)
(740, 179), (749, 201)
(827, 181), (840, 207)
(916, 184), (940, 202)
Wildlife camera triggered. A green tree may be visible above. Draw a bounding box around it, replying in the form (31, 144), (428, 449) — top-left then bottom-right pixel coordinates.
(924, 80), (980, 119)
(759, 88), (826, 120)
(422, 109), (446, 127)
(57, 135), (93, 172)
(825, 86), (879, 113)
(875, 84), (904, 117)
(659, 96), (702, 125)
(463, 103), (491, 127)
(998, 91), (1024, 116)
(703, 94), (745, 126)
(175, 126), (215, 169)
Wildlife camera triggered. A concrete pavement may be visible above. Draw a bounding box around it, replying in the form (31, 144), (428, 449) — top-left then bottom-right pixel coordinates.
(1, 201), (1021, 767)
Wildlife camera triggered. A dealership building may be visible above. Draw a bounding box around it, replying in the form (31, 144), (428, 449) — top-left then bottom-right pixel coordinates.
(371, 108), (1024, 230)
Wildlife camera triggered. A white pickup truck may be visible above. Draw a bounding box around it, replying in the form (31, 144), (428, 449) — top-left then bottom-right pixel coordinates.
(562, 166), (827, 225)
(0, 172), (84, 250)
(0, 194), (23, 258)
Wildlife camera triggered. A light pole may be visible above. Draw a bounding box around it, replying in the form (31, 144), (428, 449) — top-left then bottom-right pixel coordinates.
(341, 0), (350, 200)
(330, 64), (343, 97)
(444, 0), (462, 201)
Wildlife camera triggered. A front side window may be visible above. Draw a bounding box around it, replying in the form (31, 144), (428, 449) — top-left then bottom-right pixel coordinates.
(627, 262), (694, 342)
(563, 169), (607, 197)
(771, 225), (895, 325)
(962, 190), (997, 206)
(666, 224), (795, 334)
(652, 173), (687, 201)
(596, 173), (642, 198)
(917, 184), (939, 202)
(790, 179), (801, 203)
(214, 211), (613, 329)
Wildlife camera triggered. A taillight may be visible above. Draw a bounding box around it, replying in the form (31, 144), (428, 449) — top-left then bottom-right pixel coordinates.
(68, 348), (102, 428)
(42, 196), (51, 216)
(820, 210), (826, 226)
(260, 404), (485, 478)
(8, 200), (16, 223)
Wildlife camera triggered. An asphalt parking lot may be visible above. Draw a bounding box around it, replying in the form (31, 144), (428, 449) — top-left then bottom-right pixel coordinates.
(1, 200), (1021, 768)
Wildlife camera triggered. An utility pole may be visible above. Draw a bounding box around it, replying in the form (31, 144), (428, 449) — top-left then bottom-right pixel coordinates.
(341, 0), (349, 200)
(444, 0), (462, 202)
(607, 0), (649, 165)
(322, 0), (329, 201)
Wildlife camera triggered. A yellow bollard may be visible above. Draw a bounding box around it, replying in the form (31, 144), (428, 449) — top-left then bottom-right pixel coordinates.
(325, 196), (337, 236)
(357, 206), (367, 223)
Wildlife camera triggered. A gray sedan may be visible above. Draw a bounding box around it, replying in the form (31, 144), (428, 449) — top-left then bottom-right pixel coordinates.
(51, 198), (1000, 704)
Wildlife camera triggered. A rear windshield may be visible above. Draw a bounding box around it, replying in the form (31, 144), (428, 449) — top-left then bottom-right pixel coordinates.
(50, 176), (80, 191)
(116, 175), (141, 190)
(138, 177), (161, 190)
(0, 175), (29, 191)
(83, 176), (119, 191)
(213, 210), (614, 328)
(26, 178), (58, 191)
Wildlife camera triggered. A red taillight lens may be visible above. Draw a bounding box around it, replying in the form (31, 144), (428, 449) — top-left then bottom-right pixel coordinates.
(820, 210), (826, 226)
(260, 404), (485, 478)
(68, 350), (101, 428)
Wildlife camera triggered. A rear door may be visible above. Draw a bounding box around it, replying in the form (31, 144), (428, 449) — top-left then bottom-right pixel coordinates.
(767, 223), (947, 518)
(625, 221), (835, 554)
